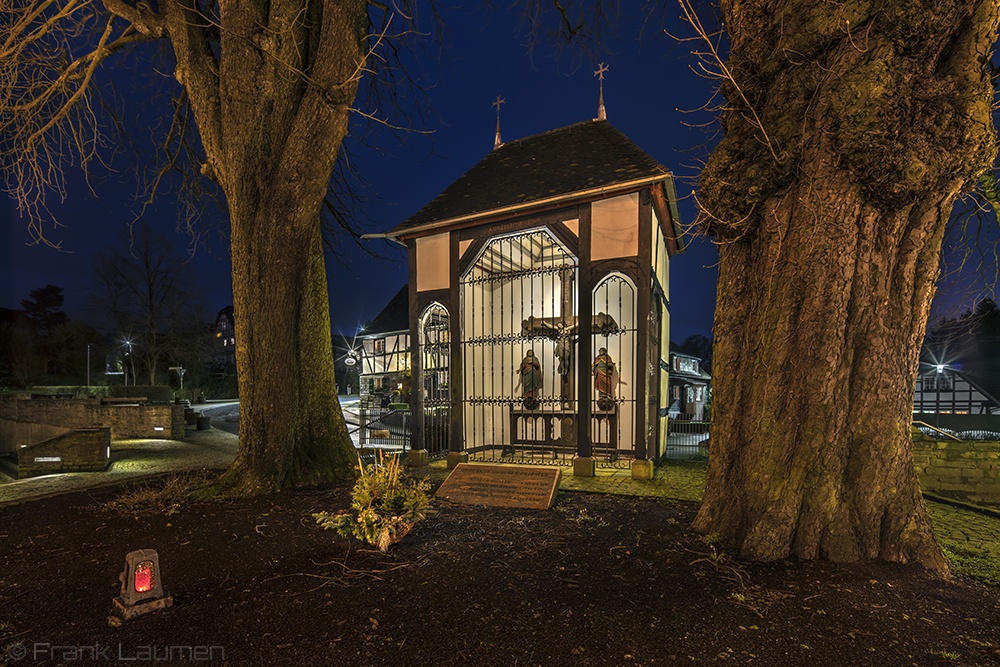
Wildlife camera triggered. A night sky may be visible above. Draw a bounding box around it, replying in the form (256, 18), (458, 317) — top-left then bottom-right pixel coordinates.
(2, 8), (725, 345)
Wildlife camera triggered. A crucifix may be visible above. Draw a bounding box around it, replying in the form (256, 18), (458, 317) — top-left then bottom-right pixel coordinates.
(521, 268), (618, 410)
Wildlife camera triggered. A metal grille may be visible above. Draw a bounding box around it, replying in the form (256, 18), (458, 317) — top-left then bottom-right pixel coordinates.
(591, 273), (637, 468)
(355, 407), (410, 455)
(461, 229), (579, 465)
(664, 418), (710, 459)
(420, 303), (451, 458)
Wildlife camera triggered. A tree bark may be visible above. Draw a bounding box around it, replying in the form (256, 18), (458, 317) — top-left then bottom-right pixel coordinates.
(159, 0), (368, 493)
(693, 0), (999, 569)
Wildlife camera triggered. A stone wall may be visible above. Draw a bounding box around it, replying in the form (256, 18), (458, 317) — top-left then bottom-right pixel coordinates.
(912, 439), (1000, 506)
(0, 395), (185, 454)
(17, 428), (111, 478)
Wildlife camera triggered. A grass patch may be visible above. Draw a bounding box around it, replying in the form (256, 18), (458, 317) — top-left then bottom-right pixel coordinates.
(102, 470), (219, 516)
(941, 541), (1000, 587)
(702, 532), (726, 546)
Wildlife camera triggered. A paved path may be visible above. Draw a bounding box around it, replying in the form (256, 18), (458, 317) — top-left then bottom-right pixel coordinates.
(0, 427), (238, 506)
(925, 497), (1000, 556)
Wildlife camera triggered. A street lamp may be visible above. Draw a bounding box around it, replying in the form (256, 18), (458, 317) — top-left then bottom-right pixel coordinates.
(122, 339), (134, 387)
(169, 366), (186, 392)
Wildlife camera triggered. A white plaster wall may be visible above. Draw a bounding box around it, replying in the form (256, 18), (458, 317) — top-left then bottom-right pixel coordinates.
(591, 194), (639, 260)
(416, 233), (450, 292)
(360, 334), (409, 375)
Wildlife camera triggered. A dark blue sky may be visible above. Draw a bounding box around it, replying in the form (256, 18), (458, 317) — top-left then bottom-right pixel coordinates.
(1, 7), (721, 343)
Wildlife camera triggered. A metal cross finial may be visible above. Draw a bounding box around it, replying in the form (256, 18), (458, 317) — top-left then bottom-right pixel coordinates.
(493, 96), (505, 149)
(594, 63), (608, 121)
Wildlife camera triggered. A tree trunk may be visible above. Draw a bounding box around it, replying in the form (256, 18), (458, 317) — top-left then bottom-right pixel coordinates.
(693, 0), (999, 569)
(222, 199), (356, 494)
(160, 0), (369, 494)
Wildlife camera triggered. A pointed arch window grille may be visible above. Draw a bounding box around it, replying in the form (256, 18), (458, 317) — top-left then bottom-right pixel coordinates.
(591, 273), (637, 460)
(420, 302), (451, 457)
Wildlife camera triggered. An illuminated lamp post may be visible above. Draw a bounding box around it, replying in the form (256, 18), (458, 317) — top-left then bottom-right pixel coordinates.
(935, 364), (948, 428)
(122, 339), (135, 387)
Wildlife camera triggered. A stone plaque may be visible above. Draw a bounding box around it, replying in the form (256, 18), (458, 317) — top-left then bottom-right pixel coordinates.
(435, 464), (561, 509)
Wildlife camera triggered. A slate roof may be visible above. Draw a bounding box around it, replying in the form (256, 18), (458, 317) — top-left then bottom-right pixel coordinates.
(389, 120), (672, 235)
(362, 285), (409, 335)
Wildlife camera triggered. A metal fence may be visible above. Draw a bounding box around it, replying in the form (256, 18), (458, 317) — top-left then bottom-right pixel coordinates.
(355, 407), (411, 455)
(348, 408), (713, 465)
(662, 418), (710, 460)
(352, 407), (454, 460)
(422, 407), (451, 459)
(912, 421), (1000, 442)
(348, 413), (1000, 466)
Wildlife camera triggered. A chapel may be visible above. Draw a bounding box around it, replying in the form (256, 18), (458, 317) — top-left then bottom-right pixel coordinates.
(377, 112), (684, 478)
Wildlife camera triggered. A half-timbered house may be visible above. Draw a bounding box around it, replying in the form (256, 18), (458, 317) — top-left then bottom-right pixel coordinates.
(358, 284), (411, 407)
(913, 364), (1000, 416)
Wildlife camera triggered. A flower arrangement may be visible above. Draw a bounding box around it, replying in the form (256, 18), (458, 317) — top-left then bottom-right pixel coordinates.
(313, 451), (434, 552)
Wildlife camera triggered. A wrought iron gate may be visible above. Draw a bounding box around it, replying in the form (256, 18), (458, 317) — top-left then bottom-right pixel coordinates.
(461, 228), (579, 465)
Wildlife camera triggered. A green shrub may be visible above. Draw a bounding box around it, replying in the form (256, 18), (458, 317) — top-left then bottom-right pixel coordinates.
(28, 385), (110, 398)
(200, 372), (239, 400)
(388, 403), (409, 410)
(108, 384), (172, 403)
(313, 451), (434, 552)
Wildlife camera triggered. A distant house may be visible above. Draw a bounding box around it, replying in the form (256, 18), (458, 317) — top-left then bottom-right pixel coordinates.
(913, 363), (1000, 416)
(667, 349), (711, 421)
(214, 306), (236, 367)
(912, 348), (1000, 435)
(358, 285), (411, 406)
(916, 301), (1000, 431)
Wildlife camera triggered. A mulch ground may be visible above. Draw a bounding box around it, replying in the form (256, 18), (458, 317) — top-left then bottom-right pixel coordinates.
(1, 475), (998, 667)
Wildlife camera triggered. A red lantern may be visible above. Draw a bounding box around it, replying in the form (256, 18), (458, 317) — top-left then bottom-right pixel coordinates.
(112, 549), (172, 622)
